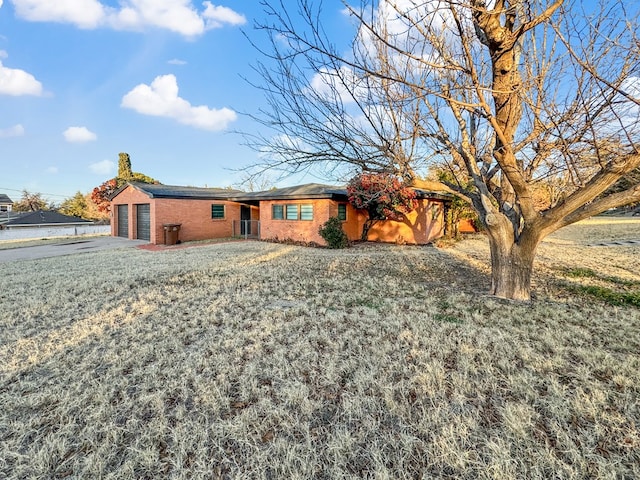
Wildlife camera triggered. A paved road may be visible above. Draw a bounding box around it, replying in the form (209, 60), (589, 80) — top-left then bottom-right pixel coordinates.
(0, 236), (148, 263)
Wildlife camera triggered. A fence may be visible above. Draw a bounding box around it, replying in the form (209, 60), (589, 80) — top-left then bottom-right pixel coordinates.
(0, 224), (111, 242)
(232, 220), (260, 239)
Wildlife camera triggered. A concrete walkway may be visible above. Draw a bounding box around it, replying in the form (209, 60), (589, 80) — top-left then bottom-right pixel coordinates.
(0, 236), (148, 263)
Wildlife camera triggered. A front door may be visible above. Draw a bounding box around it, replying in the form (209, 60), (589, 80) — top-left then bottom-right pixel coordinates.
(240, 205), (251, 236)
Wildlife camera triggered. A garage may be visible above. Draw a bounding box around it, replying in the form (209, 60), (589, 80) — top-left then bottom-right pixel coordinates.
(136, 204), (151, 241)
(117, 205), (129, 238)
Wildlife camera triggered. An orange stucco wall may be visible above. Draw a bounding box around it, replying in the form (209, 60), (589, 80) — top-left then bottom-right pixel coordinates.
(458, 218), (477, 234)
(363, 199), (446, 244)
(259, 198), (445, 246)
(110, 185), (242, 244)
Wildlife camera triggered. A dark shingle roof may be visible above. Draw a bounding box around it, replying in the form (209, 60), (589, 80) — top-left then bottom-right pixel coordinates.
(118, 182), (244, 200)
(5, 211), (91, 226)
(221, 183), (348, 202)
(0, 212), (22, 225)
(224, 183), (453, 202)
(0, 194), (13, 204)
(112, 181), (453, 203)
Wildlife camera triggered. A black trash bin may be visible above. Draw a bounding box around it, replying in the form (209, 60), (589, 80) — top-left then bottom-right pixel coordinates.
(163, 224), (181, 245)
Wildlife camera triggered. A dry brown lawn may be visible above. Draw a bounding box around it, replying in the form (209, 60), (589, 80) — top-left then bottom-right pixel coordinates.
(1, 217), (638, 479)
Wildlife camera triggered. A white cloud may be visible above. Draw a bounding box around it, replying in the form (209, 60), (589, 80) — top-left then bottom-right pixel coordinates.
(121, 74), (237, 131)
(63, 126), (97, 143)
(203, 2), (246, 28)
(46, 166), (59, 174)
(11, 0), (245, 37)
(110, 0), (206, 37)
(168, 58), (187, 65)
(89, 159), (115, 175)
(0, 124), (25, 138)
(12, 0), (106, 29)
(0, 61), (43, 96)
(0, 50), (7, 59)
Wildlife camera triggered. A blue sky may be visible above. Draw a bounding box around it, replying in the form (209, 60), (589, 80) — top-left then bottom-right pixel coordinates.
(0, 0), (352, 203)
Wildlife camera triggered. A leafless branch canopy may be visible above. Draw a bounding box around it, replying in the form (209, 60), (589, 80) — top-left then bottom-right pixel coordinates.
(244, 0), (640, 236)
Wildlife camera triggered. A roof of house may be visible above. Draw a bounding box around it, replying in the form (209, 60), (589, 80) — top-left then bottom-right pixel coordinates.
(112, 181), (453, 203)
(5, 210), (91, 226)
(0, 194), (13, 204)
(220, 183), (348, 202)
(223, 183), (453, 202)
(113, 182), (244, 200)
(0, 212), (23, 225)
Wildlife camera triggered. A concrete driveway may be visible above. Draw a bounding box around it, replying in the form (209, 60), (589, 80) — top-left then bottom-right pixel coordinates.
(0, 236), (149, 263)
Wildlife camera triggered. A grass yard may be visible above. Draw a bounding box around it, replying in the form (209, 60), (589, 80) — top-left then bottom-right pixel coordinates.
(1, 218), (639, 479)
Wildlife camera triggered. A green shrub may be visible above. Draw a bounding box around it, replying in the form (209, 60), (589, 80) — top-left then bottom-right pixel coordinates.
(318, 216), (349, 249)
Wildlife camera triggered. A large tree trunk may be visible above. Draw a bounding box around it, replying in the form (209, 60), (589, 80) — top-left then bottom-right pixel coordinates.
(484, 214), (541, 301)
(488, 237), (538, 301)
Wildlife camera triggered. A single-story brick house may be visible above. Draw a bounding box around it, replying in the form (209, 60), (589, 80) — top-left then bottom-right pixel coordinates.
(110, 182), (457, 246)
(109, 183), (257, 244)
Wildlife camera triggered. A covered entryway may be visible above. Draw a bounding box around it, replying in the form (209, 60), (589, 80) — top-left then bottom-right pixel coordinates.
(240, 205), (252, 236)
(117, 205), (129, 238)
(136, 203), (151, 241)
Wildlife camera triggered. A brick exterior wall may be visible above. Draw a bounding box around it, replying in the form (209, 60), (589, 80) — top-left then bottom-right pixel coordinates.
(111, 185), (448, 246)
(259, 199), (335, 245)
(110, 185), (151, 240)
(259, 198), (445, 246)
(110, 185), (241, 244)
(153, 198), (240, 244)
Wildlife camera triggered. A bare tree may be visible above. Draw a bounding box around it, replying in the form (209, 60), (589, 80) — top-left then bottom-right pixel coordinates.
(248, 0), (640, 300)
(243, 1), (434, 182)
(12, 190), (49, 212)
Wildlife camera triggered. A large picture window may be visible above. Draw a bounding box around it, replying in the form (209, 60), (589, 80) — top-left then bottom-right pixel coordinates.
(271, 203), (314, 221)
(211, 204), (225, 219)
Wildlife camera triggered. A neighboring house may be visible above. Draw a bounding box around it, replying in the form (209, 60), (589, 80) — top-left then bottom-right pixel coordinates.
(110, 182), (452, 246)
(0, 212), (23, 229)
(2, 211), (92, 229)
(0, 194), (13, 213)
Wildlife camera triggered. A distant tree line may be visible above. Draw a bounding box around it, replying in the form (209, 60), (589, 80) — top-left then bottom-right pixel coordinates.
(11, 152), (158, 221)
